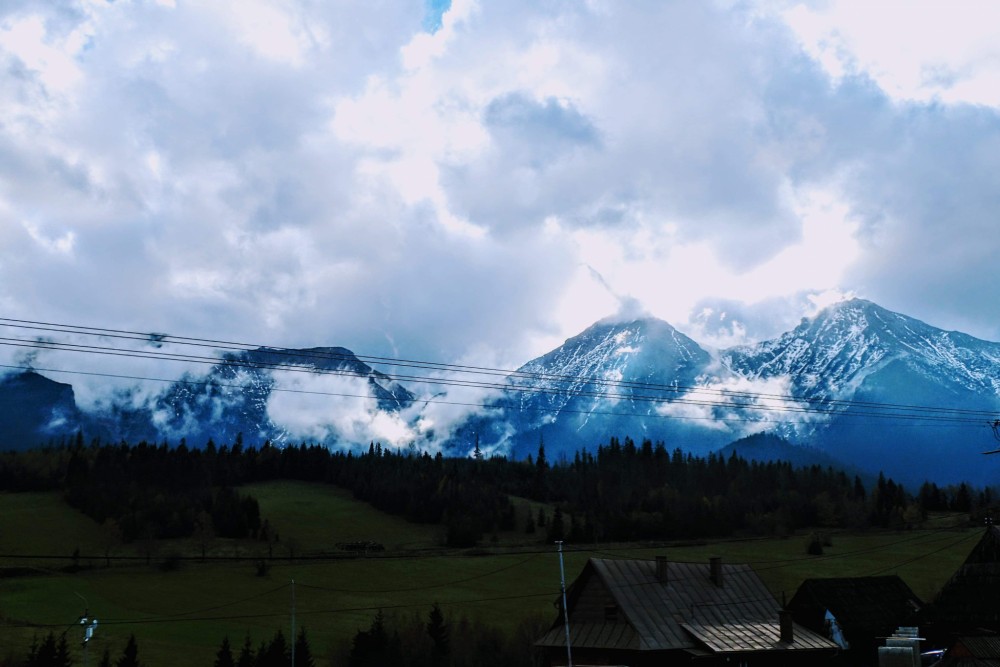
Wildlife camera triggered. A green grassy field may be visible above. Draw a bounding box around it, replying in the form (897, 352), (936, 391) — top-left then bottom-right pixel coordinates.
(0, 483), (980, 666)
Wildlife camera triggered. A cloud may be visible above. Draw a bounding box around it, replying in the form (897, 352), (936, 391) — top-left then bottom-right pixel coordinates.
(656, 374), (821, 439)
(2, 0), (1000, 453)
(833, 104), (1000, 341)
(266, 371), (417, 448)
(780, 0), (1000, 107)
(685, 289), (855, 348)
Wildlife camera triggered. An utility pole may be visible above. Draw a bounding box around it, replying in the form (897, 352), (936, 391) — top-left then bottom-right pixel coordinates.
(76, 593), (96, 667)
(982, 419), (1000, 454)
(556, 541), (573, 667)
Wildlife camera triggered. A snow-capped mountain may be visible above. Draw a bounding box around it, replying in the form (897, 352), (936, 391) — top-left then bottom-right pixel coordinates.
(724, 299), (1000, 399)
(496, 317), (728, 458)
(3, 299), (1000, 484)
(721, 299), (1000, 484)
(146, 347), (415, 447)
(0, 371), (83, 448)
(0, 347), (415, 450)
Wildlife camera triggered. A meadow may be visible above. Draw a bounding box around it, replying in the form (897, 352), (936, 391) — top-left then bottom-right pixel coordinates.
(0, 481), (978, 665)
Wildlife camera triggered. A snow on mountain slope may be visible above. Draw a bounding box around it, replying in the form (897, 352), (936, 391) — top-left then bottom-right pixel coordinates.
(721, 299), (1000, 484)
(5, 300), (1000, 484)
(82, 346), (417, 448)
(723, 299), (1000, 399)
(498, 317), (734, 457)
(510, 317), (714, 412)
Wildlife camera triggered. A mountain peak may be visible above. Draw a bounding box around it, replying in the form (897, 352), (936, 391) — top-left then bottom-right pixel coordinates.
(810, 297), (895, 326)
(591, 313), (679, 334)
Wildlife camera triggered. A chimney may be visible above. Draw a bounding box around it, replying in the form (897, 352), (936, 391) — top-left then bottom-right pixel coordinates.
(656, 556), (669, 584)
(779, 609), (794, 644)
(709, 556), (723, 586)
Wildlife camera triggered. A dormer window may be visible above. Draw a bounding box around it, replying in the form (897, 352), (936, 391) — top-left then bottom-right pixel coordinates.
(605, 603), (618, 622)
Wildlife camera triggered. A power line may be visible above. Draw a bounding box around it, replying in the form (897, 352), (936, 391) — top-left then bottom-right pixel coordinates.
(3, 589), (561, 630)
(294, 552), (541, 594)
(5, 320), (992, 421)
(5, 318), (996, 420)
(111, 583), (292, 621)
(1, 317), (996, 427)
(4, 528), (980, 631)
(4, 317), (992, 419)
(3, 361), (983, 432)
(864, 529), (979, 577)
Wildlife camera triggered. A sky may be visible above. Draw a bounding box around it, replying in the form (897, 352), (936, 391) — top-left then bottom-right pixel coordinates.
(3, 0), (1000, 377)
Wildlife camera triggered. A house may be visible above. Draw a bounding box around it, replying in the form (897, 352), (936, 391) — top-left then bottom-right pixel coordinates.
(935, 635), (1000, 666)
(921, 526), (1000, 645)
(535, 555), (839, 666)
(787, 575), (923, 663)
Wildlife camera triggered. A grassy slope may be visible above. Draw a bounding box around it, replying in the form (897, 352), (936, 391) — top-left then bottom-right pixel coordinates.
(0, 484), (978, 666)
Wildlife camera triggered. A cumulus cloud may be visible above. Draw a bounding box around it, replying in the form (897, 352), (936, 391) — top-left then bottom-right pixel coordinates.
(2, 0), (1000, 447)
(780, 0), (1000, 107)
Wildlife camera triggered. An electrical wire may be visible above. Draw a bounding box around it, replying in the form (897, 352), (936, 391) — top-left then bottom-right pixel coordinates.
(2, 590), (561, 629)
(864, 529), (979, 577)
(6, 529), (980, 630)
(4, 318), (998, 421)
(1, 317), (996, 427)
(294, 552), (540, 593)
(1, 528), (986, 631)
(5, 361), (980, 432)
(110, 583), (292, 621)
(3, 317), (995, 420)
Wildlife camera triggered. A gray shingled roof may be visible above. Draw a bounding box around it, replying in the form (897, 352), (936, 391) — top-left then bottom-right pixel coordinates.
(537, 557), (837, 655)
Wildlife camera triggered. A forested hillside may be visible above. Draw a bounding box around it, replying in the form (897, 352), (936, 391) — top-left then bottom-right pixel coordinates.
(1, 434), (991, 549)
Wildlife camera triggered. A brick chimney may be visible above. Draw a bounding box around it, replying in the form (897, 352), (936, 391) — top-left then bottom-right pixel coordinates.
(709, 556), (723, 586)
(779, 609), (794, 644)
(656, 555), (669, 584)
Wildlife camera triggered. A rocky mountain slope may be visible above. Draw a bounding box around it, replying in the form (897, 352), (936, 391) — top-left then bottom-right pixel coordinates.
(2, 299), (999, 484)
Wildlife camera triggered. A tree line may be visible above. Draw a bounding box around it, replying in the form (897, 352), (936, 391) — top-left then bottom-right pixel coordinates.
(333, 605), (546, 667)
(1, 431), (993, 549)
(8, 632), (142, 667)
(6, 610), (545, 667)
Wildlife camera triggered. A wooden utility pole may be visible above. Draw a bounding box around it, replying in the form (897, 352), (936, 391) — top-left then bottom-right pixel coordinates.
(981, 419), (1000, 454)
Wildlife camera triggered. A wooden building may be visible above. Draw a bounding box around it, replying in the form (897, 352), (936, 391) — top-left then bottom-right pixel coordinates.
(937, 635), (1000, 666)
(787, 575), (923, 664)
(921, 526), (1000, 645)
(536, 555), (839, 666)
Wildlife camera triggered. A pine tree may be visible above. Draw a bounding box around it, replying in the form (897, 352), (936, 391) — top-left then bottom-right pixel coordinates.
(293, 627), (315, 667)
(257, 630), (289, 667)
(236, 635), (255, 667)
(547, 507), (565, 542)
(116, 634), (141, 667)
(533, 437), (549, 500)
(55, 635), (71, 667)
(26, 632), (74, 667)
(349, 609), (403, 667)
(427, 603), (449, 666)
(214, 637), (235, 667)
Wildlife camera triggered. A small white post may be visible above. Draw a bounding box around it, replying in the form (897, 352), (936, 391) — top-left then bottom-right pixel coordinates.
(557, 541), (573, 667)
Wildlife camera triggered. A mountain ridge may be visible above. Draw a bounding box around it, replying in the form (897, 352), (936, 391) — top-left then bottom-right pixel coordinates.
(2, 299), (999, 485)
